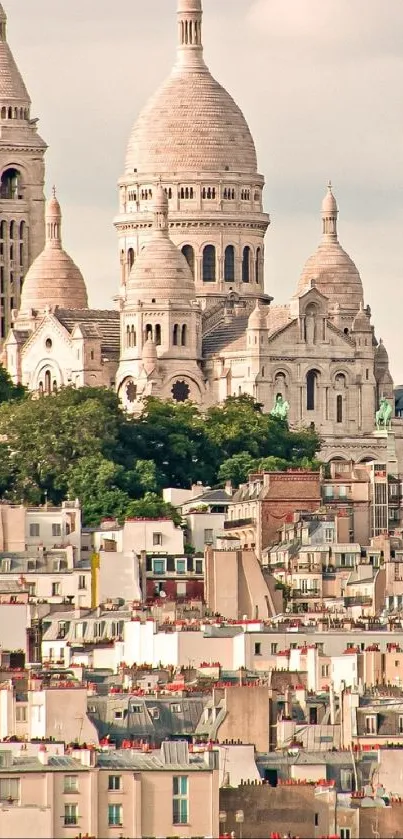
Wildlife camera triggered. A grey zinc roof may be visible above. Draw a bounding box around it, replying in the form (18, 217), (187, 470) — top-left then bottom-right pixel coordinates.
(203, 316), (249, 356)
(55, 309), (120, 360)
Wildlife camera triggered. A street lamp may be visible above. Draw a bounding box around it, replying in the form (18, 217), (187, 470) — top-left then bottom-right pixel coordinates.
(235, 809), (244, 839)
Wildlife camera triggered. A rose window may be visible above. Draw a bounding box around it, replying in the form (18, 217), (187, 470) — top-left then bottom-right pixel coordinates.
(171, 380), (190, 403)
(126, 381), (138, 403)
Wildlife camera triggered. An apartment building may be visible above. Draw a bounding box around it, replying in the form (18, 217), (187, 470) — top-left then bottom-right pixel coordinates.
(0, 741), (219, 839)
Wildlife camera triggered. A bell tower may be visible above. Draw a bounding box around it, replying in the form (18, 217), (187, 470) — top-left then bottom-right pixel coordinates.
(0, 3), (47, 339)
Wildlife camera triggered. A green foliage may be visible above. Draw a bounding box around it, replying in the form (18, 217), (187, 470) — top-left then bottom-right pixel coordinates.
(0, 389), (321, 525)
(0, 365), (26, 404)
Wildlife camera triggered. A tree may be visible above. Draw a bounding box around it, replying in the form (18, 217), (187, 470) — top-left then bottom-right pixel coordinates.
(0, 365), (26, 404)
(125, 492), (181, 526)
(218, 453), (257, 486)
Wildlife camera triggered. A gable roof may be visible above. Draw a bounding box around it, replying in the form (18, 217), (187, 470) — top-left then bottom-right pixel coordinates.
(54, 309), (120, 360)
(202, 315), (249, 356)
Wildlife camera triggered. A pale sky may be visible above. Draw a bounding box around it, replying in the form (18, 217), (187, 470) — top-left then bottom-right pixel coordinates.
(6, 0), (403, 380)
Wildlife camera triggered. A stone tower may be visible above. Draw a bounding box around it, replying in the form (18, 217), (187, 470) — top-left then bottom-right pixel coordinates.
(0, 3), (46, 339)
(115, 0), (270, 311)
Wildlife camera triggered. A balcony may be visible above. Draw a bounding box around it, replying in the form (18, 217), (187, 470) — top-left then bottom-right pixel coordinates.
(344, 595), (372, 607)
(292, 589), (321, 599)
(224, 518), (255, 529)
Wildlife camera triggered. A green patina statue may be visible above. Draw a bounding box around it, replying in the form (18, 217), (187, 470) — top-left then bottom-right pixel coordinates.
(376, 397), (392, 431)
(271, 393), (290, 421)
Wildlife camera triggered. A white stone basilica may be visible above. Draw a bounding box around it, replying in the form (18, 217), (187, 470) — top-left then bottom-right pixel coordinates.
(1, 0), (402, 469)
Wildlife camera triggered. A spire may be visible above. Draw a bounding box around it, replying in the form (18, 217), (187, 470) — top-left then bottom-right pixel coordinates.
(321, 181), (339, 242)
(176, 0), (207, 70)
(152, 183), (169, 237)
(0, 5), (6, 42)
(45, 189), (62, 250)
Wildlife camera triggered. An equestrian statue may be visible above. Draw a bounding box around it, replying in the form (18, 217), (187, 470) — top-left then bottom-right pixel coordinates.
(375, 397), (393, 431)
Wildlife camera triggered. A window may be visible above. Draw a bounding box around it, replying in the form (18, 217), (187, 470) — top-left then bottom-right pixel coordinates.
(339, 485), (347, 498)
(52, 523), (61, 537)
(108, 775), (122, 791)
(254, 642), (261, 656)
(176, 559), (187, 574)
(149, 707), (160, 720)
(152, 558), (166, 575)
(224, 245), (235, 282)
(314, 813), (319, 827)
(321, 664), (329, 678)
(173, 324), (179, 346)
(153, 532), (163, 546)
(365, 714), (377, 734)
(340, 769), (353, 792)
(242, 246), (251, 283)
(114, 709), (124, 720)
(271, 643), (278, 655)
(181, 324), (187, 346)
(202, 245), (216, 282)
(177, 581), (187, 596)
(52, 582), (61, 597)
(181, 245), (194, 276)
(204, 528), (214, 544)
(0, 778), (20, 801)
(340, 830), (351, 839)
(78, 575), (86, 590)
(306, 370), (318, 411)
(64, 775), (78, 793)
(195, 559), (203, 575)
(16, 705), (27, 722)
(64, 803), (78, 826)
(336, 394), (343, 423)
(29, 523), (40, 537)
(399, 715), (403, 734)
(324, 485), (334, 498)
(255, 247), (261, 284)
(108, 803), (123, 826)
(173, 776), (189, 825)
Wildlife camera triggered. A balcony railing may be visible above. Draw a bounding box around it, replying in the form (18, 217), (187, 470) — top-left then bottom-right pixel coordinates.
(292, 589), (321, 599)
(224, 518), (255, 529)
(344, 595), (372, 607)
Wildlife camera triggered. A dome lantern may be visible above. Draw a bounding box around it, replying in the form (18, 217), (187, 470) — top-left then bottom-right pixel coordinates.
(176, 0), (206, 71)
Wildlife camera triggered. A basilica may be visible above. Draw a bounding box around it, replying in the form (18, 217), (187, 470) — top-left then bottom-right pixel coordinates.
(0, 0), (400, 468)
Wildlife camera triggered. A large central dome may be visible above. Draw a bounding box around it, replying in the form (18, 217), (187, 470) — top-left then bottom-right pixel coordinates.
(125, 0), (257, 177)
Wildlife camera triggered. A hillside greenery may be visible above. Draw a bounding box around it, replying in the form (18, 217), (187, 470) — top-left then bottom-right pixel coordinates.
(0, 378), (321, 526)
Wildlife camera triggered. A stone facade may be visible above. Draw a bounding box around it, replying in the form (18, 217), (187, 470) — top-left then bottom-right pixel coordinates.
(3, 0), (403, 472)
(0, 5), (46, 340)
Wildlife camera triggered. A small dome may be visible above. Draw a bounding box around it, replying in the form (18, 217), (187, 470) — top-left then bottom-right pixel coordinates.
(297, 185), (363, 314)
(375, 339), (389, 365)
(248, 301), (266, 329)
(126, 190), (196, 305)
(322, 182), (338, 214)
(20, 192), (88, 313)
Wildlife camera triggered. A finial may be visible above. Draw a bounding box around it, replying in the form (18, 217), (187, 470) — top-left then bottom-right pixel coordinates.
(327, 180), (333, 192)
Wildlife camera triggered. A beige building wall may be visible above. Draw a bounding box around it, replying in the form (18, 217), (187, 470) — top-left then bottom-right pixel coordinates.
(216, 685), (269, 753)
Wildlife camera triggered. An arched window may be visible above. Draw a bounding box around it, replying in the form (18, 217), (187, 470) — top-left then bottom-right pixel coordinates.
(224, 245), (235, 282)
(336, 394), (343, 424)
(255, 248), (261, 284)
(202, 245), (216, 282)
(306, 370), (318, 411)
(19, 221), (25, 238)
(19, 243), (23, 265)
(131, 326), (136, 348)
(145, 323), (153, 341)
(173, 324), (179, 346)
(126, 326), (130, 347)
(155, 324), (161, 346)
(1, 107), (5, 119)
(181, 324), (187, 346)
(127, 248), (134, 271)
(242, 246), (251, 283)
(0, 221), (5, 239)
(53, 380), (58, 394)
(182, 245), (195, 276)
(9, 221), (15, 239)
(38, 382), (44, 396)
(44, 370), (51, 395)
(335, 373), (346, 389)
(7, 107), (11, 119)
(1, 168), (21, 200)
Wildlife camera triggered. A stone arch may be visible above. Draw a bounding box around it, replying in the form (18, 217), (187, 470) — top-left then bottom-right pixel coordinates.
(1, 167), (22, 200)
(224, 245), (235, 282)
(306, 368), (321, 411)
(202, 244), (216, 283)
(181, 244), (195, 277)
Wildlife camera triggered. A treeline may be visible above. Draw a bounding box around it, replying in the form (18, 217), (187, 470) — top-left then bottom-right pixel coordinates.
(0, 369), (320, 526)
